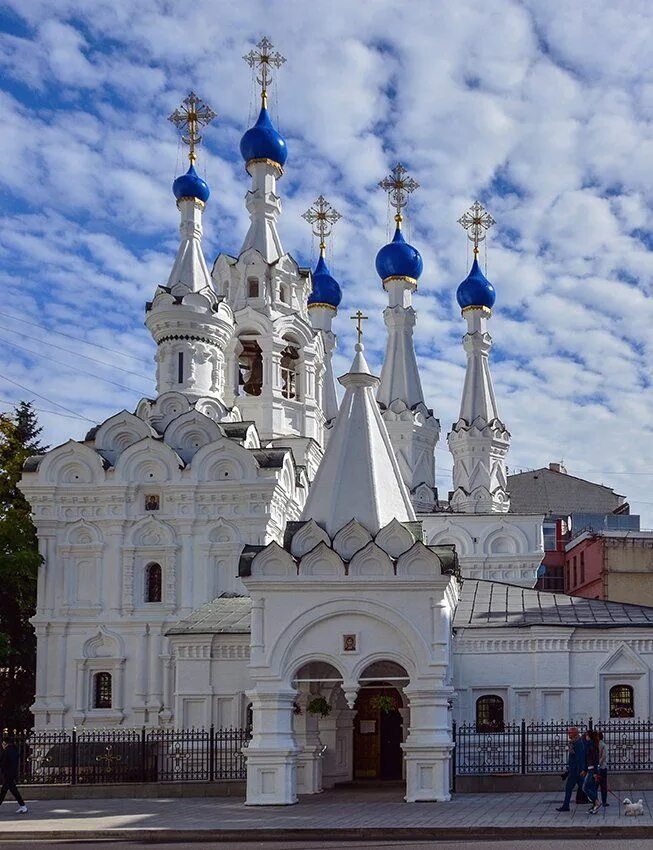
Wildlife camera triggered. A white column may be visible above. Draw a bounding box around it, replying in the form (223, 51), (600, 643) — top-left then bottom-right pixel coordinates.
(294, 691), (324, 795)
(402, 685), (453, 802)
(245, 686), (299, 805)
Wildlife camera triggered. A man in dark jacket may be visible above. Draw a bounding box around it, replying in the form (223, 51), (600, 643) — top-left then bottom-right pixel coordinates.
(556, 726), (587, 812)
(0, 737), (28, 813)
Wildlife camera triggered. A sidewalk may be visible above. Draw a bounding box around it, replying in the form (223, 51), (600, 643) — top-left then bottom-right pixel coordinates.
(1, 786), (652, 842)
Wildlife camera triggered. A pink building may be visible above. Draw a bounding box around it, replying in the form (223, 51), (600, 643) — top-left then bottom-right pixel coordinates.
(565, 531), (653, 605)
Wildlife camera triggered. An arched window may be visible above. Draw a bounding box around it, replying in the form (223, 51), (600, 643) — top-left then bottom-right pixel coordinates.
(280, 338), (299, 400)
(94, 672), (112, 709)
(177, 351), (184, 384)
(238, 337), (263, 396)
(610, 684), (634, 718)
(279, 284), (288, 304)
(476, 695), (504, 732)
(145, 562), (162, 603)
(247, 277), (259, 298)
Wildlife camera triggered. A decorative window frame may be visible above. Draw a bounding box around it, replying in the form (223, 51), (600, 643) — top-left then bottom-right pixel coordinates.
(121, 543), (178, 613)
(74, 657), (125, 726)
(58, 542), (104, 616)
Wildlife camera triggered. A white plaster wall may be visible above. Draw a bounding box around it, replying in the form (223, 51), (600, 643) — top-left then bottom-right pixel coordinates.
(453, 627), (653, 724)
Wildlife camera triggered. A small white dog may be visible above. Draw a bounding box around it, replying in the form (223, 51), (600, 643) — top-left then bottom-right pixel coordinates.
(622, 798), (645, 816)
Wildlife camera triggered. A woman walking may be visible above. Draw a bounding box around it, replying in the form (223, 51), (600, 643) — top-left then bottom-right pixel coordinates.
(583, 729), (601, 815)
(0, 736), (28, 814)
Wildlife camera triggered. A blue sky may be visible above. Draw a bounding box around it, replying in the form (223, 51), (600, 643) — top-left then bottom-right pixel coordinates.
(1, 0), (652, 525)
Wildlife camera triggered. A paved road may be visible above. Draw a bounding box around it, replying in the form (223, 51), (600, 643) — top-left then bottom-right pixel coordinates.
(4, 841), (653, 849)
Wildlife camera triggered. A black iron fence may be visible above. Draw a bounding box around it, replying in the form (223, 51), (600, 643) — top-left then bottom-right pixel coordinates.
(454, 718), (653, 777)
(5, 726), (250, 785)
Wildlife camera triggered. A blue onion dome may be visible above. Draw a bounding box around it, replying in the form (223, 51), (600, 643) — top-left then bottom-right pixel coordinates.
(308, 253), (342, 308)
(375, 226), (423, 282)
(456, 256), (496, 310)
(240, 105), (288, 171)
(172, 164), (210, 203)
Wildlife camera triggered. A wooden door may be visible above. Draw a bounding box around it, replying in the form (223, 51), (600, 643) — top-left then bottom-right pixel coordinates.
(353, 688), (403, 780)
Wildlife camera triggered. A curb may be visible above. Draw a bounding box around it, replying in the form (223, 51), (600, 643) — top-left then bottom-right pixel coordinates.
(4, 826), (653, 842)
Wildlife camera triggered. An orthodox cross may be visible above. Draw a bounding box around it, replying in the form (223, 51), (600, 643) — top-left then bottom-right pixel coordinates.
(302, 195), (341, 256)
(95, 745), (122, 774)
(457, 200), (495, 256)
(379, 163), (419, 226)
(350, 310), (368, 345)
(243, 36), (286, 106)
(168, 92), (217, 163)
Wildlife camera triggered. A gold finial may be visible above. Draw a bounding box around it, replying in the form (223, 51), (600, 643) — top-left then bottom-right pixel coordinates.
(302, 195), (341, 257)
(458, 200), (495, 256)
(168, 92), (217, 164)
(350, 310), (368, 345)
(379, 163), (419, 228)
(243, 36), (286, 107)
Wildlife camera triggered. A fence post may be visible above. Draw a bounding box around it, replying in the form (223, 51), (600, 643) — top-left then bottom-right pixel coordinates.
(71, 728), (77, 785)
(521, 719), (526, 775)
(140, 726), (147, 782)
(589, 717), (593, 732)
(451, 720), (456, 793)
(209, 724), (215, 782)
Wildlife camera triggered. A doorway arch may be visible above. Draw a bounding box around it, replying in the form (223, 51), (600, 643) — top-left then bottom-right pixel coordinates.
(353, 660), (409, 781)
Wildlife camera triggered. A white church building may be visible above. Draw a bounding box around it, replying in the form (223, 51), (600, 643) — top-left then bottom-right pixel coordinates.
(19, 40), (653, 804)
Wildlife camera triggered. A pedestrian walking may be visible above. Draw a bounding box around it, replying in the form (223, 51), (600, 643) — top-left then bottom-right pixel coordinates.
(597, 730), (609, 807)
(583, 729), (601, 814)
(557, 726), (587, 812)
(0, 736), (28, 814)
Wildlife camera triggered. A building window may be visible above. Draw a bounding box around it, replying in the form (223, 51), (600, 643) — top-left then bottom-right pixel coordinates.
(610, 685), (634, 718)
(543, 523), (557, 551)
(247, 277), (259, 298)
(238, 338), (263, 396)
(280, 341), (299, 400)
(177, 351), (184, 384)
(94, 672), (112, 709)
(279, 284), (288, 304)
(580, 551), (585, 584)
(145, 562), (162, 603)
(572, 556), (578, 587)
(476, 695), (504, 732)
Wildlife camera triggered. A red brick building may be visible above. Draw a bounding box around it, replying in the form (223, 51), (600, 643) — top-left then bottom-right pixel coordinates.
(565, 531), (653, 605)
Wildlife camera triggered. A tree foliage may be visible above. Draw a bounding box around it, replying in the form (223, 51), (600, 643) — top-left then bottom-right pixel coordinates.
(0, 402), (46, 729)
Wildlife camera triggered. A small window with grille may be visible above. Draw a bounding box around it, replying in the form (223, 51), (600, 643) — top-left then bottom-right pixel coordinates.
(476, 695), (505, 732)
(610, 684), (634, 718)
(94, 672), (112, 709)
(145, 562), (162, 603)
(247, 277), (259, 298)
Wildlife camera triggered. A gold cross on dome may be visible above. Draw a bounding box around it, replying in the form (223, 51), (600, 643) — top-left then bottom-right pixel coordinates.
(458, 200), (495, 254)
(379, 163), (419, 224)
(350, 310), (368, 345)
(168, 92), (217, 163)
(302, 195), (341, 255)
(243, 36), (286, 105)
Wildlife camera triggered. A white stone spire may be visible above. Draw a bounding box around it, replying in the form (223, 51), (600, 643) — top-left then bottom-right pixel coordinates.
(448, 202), (510, 513)
(375, 164), (440, 511)
(239, 160), (284, 262)
(301, 327), (416, 537)
(167, 193), (214, 293)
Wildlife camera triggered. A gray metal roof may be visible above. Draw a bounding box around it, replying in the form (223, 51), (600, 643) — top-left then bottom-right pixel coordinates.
(454, 579), (653, 629)
(166, 595), (252, 635)
(507, 468), (625, 515)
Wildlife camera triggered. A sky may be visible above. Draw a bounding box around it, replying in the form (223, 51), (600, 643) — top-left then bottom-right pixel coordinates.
(0, 0), (652, 526)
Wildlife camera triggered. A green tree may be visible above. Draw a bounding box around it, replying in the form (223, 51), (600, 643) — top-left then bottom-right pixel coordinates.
(0, 402), (46, 729)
